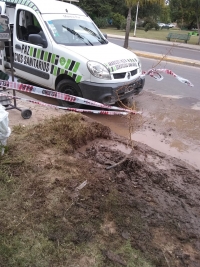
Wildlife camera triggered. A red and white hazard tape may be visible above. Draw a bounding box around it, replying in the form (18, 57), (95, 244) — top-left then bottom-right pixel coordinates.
(142, 68), (194, 87)
(0, 79), (140, 115)
(0, 68), (193, 116)
(0, 92), (129, 116)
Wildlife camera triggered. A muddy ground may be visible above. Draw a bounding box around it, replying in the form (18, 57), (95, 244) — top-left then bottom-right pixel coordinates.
(1, 91), (200, 267)
(79, 137), (200, 267)
(88, 90), (200, 169)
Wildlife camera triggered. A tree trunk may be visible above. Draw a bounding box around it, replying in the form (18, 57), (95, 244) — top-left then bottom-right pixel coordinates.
(124, 7), (132, 49)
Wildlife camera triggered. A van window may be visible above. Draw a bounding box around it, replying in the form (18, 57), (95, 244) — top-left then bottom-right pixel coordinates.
(17, 10), (46, 43)
(46, 18), (108, 46)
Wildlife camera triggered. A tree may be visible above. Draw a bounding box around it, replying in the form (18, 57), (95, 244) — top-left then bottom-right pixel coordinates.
(159, 5), (170, 23)
(169, 0), (200, 44)
(123, 0), (165, 49)
(124, 0), (136, 49)
(76, 0), (112, 19)
(76, 0), (127, 19)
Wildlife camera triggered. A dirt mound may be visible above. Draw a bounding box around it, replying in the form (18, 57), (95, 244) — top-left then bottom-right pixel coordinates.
(0, 113), (199, 267)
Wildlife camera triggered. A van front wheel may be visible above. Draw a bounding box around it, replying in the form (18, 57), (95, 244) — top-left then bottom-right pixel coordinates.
(56, 79), (83, 109)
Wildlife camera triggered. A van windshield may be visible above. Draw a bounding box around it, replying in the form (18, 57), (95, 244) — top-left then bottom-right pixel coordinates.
(46, 19), (108, 46)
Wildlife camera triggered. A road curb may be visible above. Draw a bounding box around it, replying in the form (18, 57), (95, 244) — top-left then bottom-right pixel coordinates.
(131, 50), (200, 68)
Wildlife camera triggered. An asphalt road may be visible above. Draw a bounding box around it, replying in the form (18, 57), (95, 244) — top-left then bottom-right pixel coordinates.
(109, 37), (200, 61)
(141, 58), (200, 105)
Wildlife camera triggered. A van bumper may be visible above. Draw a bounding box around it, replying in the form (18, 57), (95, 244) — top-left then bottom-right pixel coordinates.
(79, 76), (145, 105)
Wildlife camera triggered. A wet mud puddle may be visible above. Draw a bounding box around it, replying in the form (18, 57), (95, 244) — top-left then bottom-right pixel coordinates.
(88, 112), (200, 170)
(88, 90), (200, 170)
(78, 139), (132, 155)
(132, 129), (200, 169)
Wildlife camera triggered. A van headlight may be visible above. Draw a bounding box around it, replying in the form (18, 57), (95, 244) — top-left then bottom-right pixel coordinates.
(87, 61), (111, 80)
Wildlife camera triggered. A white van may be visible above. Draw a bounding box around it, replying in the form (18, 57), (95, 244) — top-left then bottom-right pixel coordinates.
(0, 0), (145, 108)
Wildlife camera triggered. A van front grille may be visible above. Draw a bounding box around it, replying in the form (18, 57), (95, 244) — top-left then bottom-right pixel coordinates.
(131, 69), (137, 76)
(113, 69), (138, 79)
(113, 72), (126, 79)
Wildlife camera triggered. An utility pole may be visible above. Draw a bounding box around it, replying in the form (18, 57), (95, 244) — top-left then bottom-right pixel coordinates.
(133, 1), (139, 37)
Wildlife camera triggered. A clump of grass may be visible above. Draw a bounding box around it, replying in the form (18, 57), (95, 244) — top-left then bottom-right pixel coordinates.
(11, 113), (111, 153)
(12, 124), (25, 134)
(0, 232), (55, 267)
(116, 241), (154, 267)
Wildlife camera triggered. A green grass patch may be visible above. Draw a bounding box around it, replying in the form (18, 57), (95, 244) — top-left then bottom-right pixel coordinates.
(100, 27), (199, 45)
(117, 241), (154, 267)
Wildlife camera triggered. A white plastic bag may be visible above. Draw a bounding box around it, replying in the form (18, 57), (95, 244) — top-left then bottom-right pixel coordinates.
(0, 104), (11, 155)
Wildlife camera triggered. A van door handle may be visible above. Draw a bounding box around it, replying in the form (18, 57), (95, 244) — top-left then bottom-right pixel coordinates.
(15, 44), (21, 50)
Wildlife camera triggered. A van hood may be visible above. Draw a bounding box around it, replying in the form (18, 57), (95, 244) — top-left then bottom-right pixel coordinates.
(60, 42), (139, 71)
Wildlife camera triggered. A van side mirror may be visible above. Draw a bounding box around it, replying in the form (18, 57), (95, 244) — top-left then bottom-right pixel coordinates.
(103, 33), (107, 39)
(28, 34), (48, 48)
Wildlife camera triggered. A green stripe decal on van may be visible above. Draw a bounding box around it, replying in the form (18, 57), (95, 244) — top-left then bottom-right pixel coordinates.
(19, 45), (82, 83)
(72, 62), (80, 73)
(36, 49), (41, 59)
(29, 47), (33, 57)
(75, 75), (82, 83)
(44, 51), (48, 61)
(65, 59), (72, 70)
(53, 66), (58, 76)
(51, 54), (56, 64)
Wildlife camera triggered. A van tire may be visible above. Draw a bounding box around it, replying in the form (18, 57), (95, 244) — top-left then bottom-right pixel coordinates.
(56, 79), (83, 108)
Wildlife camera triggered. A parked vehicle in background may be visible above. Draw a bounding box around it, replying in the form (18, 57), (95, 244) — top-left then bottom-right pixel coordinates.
(166, 23), (175, 28)
(157, 23), (166, 27)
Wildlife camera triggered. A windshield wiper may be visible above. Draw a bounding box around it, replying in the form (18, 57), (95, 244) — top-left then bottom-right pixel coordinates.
(62, 25), (93, 46)
(79, 25), (107, 44)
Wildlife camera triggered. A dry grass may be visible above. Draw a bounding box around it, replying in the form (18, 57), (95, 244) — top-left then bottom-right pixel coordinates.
(11, 112), (111, 153)
(0, 113), (154, 267)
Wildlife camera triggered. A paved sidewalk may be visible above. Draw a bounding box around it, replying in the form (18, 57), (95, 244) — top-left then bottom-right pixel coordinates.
(108, 34), (200, 68)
